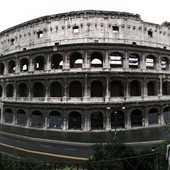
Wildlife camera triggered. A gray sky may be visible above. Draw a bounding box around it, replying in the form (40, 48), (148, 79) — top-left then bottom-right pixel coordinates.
(1, 0), (170, 32)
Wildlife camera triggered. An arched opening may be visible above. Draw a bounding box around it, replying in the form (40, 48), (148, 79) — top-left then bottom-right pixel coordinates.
(34, 56), (44, 70)
(4, 108), (13, 123)
(131, 109), (143, 127)
(31, 110), (44, 128)
(70, 52), (82, 68)
(18, 83), (28, 97)
(33, 82), (45, 97)
(162, 82), (170, 95)
(16, 109), (27, 126)
(6, 84), (14, 97)
(69, 81), (82, 97)
(129, 53), (139, 69)
(164, 107), (170, 124)
(91, 111), (103, 130)
(91, 52), (103, 68)
(68, 112), (81, 130)
(0, 85), (2, 97)
(8, 60), (16, 73)
(50, 81), (62, 97)
(49, 111), (61, 129)
(111, 111), (125, 129)
(148, 108), (159, 125)
(161, 57), (169, 70)
(147, 81), (156, 96)
(20, 58), (28, 72)
(0, 63), (4, 75)
(91, 81), (103, 97)
(130, 81), (141, 96)
(110, 80), (124, 97)
(51, 54), (63, 69)
(146, 55), (155, 70)
(109, 52), (123, 68)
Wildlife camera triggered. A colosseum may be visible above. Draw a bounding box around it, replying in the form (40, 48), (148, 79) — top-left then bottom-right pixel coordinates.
(0, 10), (170, 140)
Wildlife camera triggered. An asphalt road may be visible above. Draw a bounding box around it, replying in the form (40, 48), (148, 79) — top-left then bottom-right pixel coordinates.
(0, 132), (93, 161)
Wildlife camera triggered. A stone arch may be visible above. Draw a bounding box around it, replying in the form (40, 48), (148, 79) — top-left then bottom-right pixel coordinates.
(70, 52), (82, 68)
(33, 82), (45, 97)
(34, 56), (44, 70)
(31, 110), (44, 128)
(131, 109), (143, 127)
(148, 108), (159, 125)
(51, 54), (63, 69)
(50, 81), (62, 97)
(69, 81), (82, 97)
(68, 111), (81, 130)
(4, 108), (13, 123)
(110, 80), (124, 97)
(20, 58), (28, 72)
(91, 111), (103, 130)
(129, 53), (139, 69)
(111, 111), (125, 129)
(6, 84), (14, 97)
(16, 109), (27, 126)
(8, 60), (16, 73)
(91, 52), (103, 68)
(163, 107), (170, 124)
(109, 52), (123, 68)
(91, 80), (103, 97)
(0, 62), (4, 75)
(147, 81), (157, 96)
(18, 83), (28, 97)
(130, 80), (141, 96)
(49, 111), (61, 129)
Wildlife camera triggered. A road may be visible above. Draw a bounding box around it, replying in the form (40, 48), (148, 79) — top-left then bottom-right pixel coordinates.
(0, 132), (93, 161)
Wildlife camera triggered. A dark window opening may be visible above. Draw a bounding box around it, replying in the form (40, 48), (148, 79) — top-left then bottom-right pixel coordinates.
(161, 57), (168, 70)
(111, 111), (125, 129)
(148, 30), (153, 37)
(130, 81), (141, 96)
(146, 55), (155, 69)
(69, 81), (82, 97)
(50, 82), (62, 97)
(110, 80), (124, 97)
(148, 108), (158, 125)
(37, 31), (43, 38)
(35, 56), (44, 70)
(91, 52), (103, 68)
(0, 63), (4, 75)
(49, 111), (61, 129)
(18, 83), (28, 97)
(68, 112), (81, 130)
(17, 109), (27, 126)
(6, 84), (14, 97)
(112, 26), (119, 33)
(4, 108), (13, 123)
(31, 110), (44, 128)
(91, 111), (103, 130)
(91, 81), (103, 97)
(70, 52), (82, 68)
(33, 82), (45, 97)
(163, 82), (170, 95)
(131, 110), (143, 127)
(147, 81), (156, 96)
(8, 60), (16, 73)
(163, 107), (170, 124)
(11, 38), (15, 45)
(20, 58), (28, 72)
(73, 25), (79, 33)
(51, 54), (63, 69)
(0, 85), (2, 97)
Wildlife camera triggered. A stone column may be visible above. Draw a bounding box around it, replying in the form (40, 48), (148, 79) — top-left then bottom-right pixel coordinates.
(4, 61), (7, 75)
(28, 57), (34, 73)
(62, 110), (68, 130)
(106, 108), (111, 130)
(0, 103), (4, 123)
(140, 53), (146, 70)
(45, 53), (51, 71)
(84, 110), (90, 131)
(123, 51), (129, 69)
(83, 51), (90, 69)
(26, 109), (30, 127)
(105, 76), (110, 102)
(159, 75), (162, 98)
(155, 55), (161, 71)
(126, 110), (131, 129)
(143, 78), (147, 98)
(103, 51), (110, 69)
(15, 58), (20, 74)
(63, 53), (69, 70)
(44, 114), (48, 129)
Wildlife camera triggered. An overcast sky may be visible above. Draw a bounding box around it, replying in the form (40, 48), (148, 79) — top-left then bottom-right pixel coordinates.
(1, 0), (170, 32)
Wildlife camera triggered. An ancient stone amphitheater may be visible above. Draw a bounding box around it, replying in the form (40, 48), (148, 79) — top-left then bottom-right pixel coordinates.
(0, 10), (170, 134)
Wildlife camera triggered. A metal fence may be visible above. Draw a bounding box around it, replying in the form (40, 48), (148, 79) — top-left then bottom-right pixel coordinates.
(0, 151), (167, 170)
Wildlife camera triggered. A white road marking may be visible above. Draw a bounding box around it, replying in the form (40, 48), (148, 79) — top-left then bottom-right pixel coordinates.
(64, 148), (77, 151)
(41, 144), (51, 148)
(16, 140), (26, 144)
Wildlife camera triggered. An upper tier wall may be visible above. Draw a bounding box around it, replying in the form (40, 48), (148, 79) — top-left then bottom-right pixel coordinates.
(0, 10), (170, 55)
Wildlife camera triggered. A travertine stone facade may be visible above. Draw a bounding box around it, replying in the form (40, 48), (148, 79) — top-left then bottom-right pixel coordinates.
(0, 10), (170, 132)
